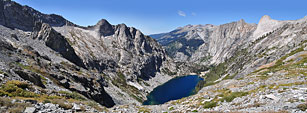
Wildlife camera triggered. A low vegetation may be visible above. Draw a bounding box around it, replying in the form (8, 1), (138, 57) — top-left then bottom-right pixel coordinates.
(0, 80), (107, 111)
(0, 80), (37, 97)
(168, 106), (174, 110)
(203, 101), (217, 109)
(0, 70), (4, 74)
(86, 101), (108, 112)
(0, 97), (32, 113)
(111, 72), (143, 102)
(219, 91), (248, 102)
(253, 40), (307, 75)
(137, 106), (151, 113)
(197, 89), (249, 109)
(191, 109), (198, 112)
(58, 91), (86, 100)
(51, 99), (73, 110)
(161, 68), (177, 75)
(297, 103), (307, 111)
(199, 48), (250, 89)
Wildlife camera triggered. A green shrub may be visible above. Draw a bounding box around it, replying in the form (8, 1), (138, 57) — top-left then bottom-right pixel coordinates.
(117, 72), (126, 81)
(46, 95), (62, 99)
(59, 91), (85, 100)
(0, 90), (8, 96)
(6, 80), (30, 89)
(40, 75), (48, 85)
(0, 80), (38, 98)
(168, 106), (174, 111)
(192, 110), (198, 112)
(2, 84), (18, 93)
(15, 89), (37, 97)
(203, 101), (217, 109)
(67, 92), (85, 100)
(43, 99), (51, 103)
(220, 92), (248, 102)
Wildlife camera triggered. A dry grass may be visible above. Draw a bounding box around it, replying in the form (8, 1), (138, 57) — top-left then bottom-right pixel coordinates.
(297, 102), (307, 111)
(0, 97), (32, 113)
(51, 99), (73, 110)
(257, 61), (276, 70)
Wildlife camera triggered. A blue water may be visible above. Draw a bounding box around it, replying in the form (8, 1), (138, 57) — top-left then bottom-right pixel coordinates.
(143, 75), (203, 105)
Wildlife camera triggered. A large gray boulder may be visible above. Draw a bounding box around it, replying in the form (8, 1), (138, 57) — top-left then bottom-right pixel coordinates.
(24, 107), (36, 113)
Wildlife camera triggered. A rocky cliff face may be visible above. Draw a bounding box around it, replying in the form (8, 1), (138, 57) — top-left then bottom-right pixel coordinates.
(32, 22), (86, 68)
(152, 19), (256, 65)
(151, 24), (216, 62)
(191, 19), (256, 65)
(0, 0), (178, 108)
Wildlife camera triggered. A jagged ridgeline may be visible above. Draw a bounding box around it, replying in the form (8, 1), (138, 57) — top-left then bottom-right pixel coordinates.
(0, 0), (180, 110)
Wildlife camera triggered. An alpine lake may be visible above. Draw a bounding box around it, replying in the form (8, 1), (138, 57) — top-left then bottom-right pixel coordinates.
(143, 75), (204, 105)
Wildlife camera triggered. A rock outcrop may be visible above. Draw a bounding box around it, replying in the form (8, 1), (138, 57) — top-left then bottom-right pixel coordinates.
(0, 0), (74, 31)
(252, 15), (283, 39)
(32, 22), (86, 68)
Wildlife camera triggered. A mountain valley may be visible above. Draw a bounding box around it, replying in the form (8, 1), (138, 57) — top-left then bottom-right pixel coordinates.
(0, 0), (306, 112)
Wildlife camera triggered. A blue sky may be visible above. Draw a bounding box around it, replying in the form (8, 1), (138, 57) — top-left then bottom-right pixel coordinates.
(14, 0), (307, 35)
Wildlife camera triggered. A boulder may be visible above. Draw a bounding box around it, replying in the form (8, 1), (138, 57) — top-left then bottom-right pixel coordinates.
(264, 94), (280, 101)
(24, 107), (36, 113)
(72, 103), (81, 111)
(14, 70), (45, 88)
